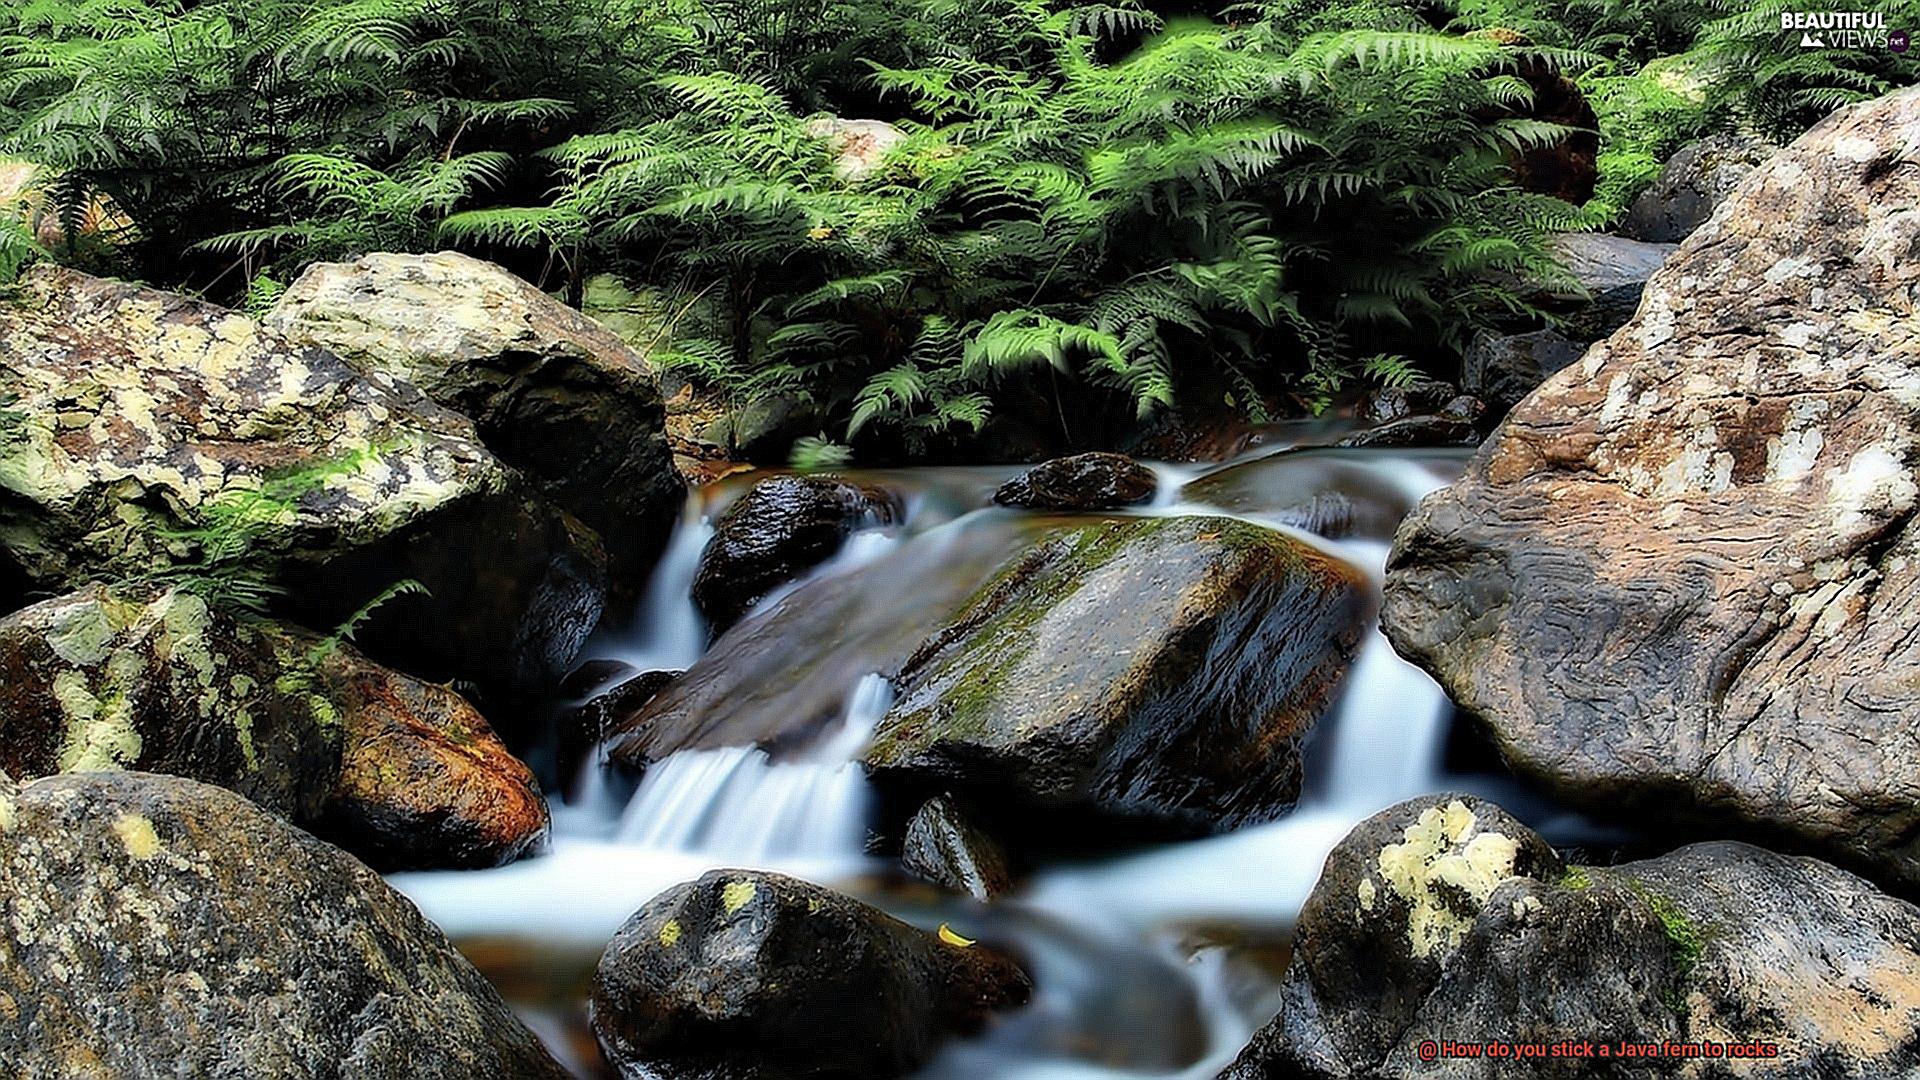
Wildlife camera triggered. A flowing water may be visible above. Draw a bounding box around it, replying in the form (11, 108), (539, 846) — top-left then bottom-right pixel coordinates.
(391, 439), (1619, 1078)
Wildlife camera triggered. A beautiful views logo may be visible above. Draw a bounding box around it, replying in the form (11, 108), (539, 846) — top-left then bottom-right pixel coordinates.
(1781, 10), (1900, 49)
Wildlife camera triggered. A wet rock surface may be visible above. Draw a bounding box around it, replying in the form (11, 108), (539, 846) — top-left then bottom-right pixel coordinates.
(1383, 87), (1920, 891)
(0, 770), (568, 1079)
(692, 473), (900, 632)
(993, 452), (1159, 511)
(1621, 132), (1774, 243)
(1224, 795), (1920, 1079)
(556, 666), (680, 795)
(902, 794), (1015, 900)
(866, 514), (1370, 832)
(0, 265), (606, 697)
(268, 251), (685, 595)
(0, 584), (547, 870)
(591, 869), (1030, 1079)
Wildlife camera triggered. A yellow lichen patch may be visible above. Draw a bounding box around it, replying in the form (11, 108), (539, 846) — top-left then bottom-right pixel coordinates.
(720, 880), (758, 915)
(53, 671), (142, 772)
(1375, 800), (1522, 959)
(658, 919), (683, 947)
(1357, 876), (1378, 912)
(112, 813), (162, 859)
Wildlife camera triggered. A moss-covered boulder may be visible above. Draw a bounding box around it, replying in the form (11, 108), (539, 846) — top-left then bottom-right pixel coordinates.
(591, 869), (1029, 1079)
(1223, 795), (1920, 1079)
(0, 265), (606, 696)
(866, 515), (1369, 831)
(0, 584), (548, 869)
(0, 770), (569, 1079)
(267, 251), (685, 595)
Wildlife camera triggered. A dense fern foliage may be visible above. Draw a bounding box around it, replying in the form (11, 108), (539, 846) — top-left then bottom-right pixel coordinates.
(3, 0), (1914, 458)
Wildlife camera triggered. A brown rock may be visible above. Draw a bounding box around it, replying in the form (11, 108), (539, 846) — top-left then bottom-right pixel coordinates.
(993, 452), (1159, 510)
(1382, 87), (1920, 890)
(0, 584), (547, 870)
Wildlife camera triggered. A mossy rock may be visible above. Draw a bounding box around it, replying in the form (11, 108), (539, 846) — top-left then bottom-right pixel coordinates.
(0, 583), (548, 870)
(865, 514), (1370, 832)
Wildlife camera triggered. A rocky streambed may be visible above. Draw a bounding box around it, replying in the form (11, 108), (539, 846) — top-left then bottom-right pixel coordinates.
(5, 86), (1920, 1080)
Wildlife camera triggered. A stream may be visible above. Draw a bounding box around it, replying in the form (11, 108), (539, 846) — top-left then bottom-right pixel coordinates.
(391, 435), (1622, 1078)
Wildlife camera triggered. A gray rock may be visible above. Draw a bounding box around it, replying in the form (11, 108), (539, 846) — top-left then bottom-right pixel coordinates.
(1383, 86), (1920, 891)
(1621, 132), (1774, 243)
(1336, 415), (1479, 449)
(902, 794), (1014, 900)
(993, 452), (1159, 510)
(1362, 380), (1458, 425)
(1547, 232), (1679, 339)
(691, 473), (899, 632)
(1461, 329), (1590, 416)
(591, 869), (1029, 1079)
(0, 770), (569, 1079)
(267, 251), (685, 596)
(0, 265), (606, 698)
(0, 584), (548, 870)
(1224, 795), (1920, 1079)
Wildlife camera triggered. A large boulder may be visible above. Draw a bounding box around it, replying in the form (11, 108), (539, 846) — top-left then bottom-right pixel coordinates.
(0, 770), (569, 1078)
(865, 514), (1370, 831)
(1224, 795), (1920, 1079)
(591, 869), (1030, 1079)
(1382, 87), (1920, 890)
(691, 473), (899, 632)
(1621, 132), (1774, 243)
(0, 265), (606, 697)
(992, 452), (1159, 511)
(266, 251), (685, 595)
(0, 584), (547, 869)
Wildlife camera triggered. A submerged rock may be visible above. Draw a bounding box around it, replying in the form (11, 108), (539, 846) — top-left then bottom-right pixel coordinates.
(902, 794), (1015, 901)
(1383, 86), (1920, 891)
(0, 265), (606, 697)
(0, 585), (547, 870)
(866, 514), (1370, 832)
(267, 251), (685, 595)
(1621, 132), (1773, 243)
(1224, 795), (1920, 1079)
(591, 869), (1030, 1079)
(0, 770), (568, 1078)
(692, 473), (900, 632)
(992, 452), (1159, 511)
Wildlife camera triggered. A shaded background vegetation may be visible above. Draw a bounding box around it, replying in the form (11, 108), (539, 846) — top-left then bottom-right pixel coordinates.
(2, 0), (1916, 461)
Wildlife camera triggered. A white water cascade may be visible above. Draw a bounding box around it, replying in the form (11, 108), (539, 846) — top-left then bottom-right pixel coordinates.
(391, 447), (1607, 1078)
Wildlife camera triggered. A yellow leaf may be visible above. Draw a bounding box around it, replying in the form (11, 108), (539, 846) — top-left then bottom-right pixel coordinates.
(937, 923), (976, 948)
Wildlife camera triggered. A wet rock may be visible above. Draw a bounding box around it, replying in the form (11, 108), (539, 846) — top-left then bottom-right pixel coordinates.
(0, 584), (547, 870)
(1546, 232), (1679, 339)
(1461, 328), (1589, 416)
(1183, 449), (1470, 542)
(1224, 795), (1920, 1079)
(1383, 86), (1920, 891)
(993, 452), (1159, 511)
(557, 667), (679, 795)
(591, 869), (1030, 1079)
(1621, 132), (1773, 243)
(0, 265), (606, 697)
(692, 474), (900, 632)
(866, 514), (1370, 832)
(267, 251), (685, 596)
(805, 117), (909, 182)
(1336, 415), (1479, 449)
(902, 794), (1015, 901)
(0, 770), (569, 1079)
(1362, 380), (1457, 425)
